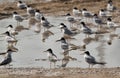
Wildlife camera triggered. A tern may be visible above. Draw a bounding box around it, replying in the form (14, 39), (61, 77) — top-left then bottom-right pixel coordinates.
(81, 51), (106, 68)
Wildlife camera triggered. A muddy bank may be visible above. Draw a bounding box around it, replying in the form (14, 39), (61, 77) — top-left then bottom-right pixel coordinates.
(0, 0), (119, 19)
(0, 67), (120, 78)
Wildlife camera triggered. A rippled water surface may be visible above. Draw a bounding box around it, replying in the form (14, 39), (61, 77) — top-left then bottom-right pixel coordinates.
(0, 16), (120, 68)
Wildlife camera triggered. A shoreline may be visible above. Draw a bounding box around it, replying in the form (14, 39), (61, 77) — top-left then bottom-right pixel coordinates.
(0, 67), (120, 78)
(0, 0), (119, 20)
(0, 0), (120, 78)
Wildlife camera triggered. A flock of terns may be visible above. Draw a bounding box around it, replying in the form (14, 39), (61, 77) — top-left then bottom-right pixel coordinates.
(0, 0), (120, 68)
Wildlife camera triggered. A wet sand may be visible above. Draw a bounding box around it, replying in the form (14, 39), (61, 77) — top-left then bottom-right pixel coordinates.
(0, 0), (120, 78)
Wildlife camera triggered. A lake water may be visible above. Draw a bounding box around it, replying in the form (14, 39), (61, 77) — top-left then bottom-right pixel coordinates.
(0, 15), (120, 68)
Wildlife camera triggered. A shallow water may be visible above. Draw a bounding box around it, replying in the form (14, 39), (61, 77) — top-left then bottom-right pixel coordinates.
(0, 16), (120, 68)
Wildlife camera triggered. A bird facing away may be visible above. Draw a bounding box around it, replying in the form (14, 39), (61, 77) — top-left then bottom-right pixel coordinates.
(0, 49), (15, 66)
(17, 1), (27, 9)
(44, 48), (57, 68)
(81, 51), (106, 68)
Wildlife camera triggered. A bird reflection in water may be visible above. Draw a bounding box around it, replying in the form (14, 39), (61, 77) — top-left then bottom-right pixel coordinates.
(61, 55), (77, 68)
(42, 30), (54, 42)
(15, 25), (29, 32)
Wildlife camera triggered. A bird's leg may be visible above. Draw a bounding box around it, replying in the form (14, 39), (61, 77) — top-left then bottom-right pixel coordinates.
(88, 64), (90, 68)
(50, 62), (51, 69)
(91, 65), (93, 68)
(17, 21), (19, 26)
(54, 62), (56, 68)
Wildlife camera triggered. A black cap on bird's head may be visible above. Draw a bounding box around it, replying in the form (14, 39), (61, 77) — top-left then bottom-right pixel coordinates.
(3, 31), (10, 36)
(66, 13), (71, 16)
(36, 9), (40, 12)
(60, 23), (67, 28)
(13, 11), (18, 14)
(74, 7), (78, 10)
(83, 8), (87, 11)
(84, 51), (90, 55)
(7, 25), (13, 28)
(18, 1), (22, 3)
(47, 48), (53, 54)
(56, 37), (65, 42)
(7, 49), (13, 52)
(108, 0), (112, 3)
(41, 16), (45, 20)
(47, 48), (52, 52)
(100, 9), (104, 12)
(81, 22), (85, 25)
(107, 18), (112, 21)
(60, 37), (65, 41)
(27, 5), (31, 7)
(60, 23), (65, 26)
(93, 14), (98, 17)
(44, 48), (53, 54)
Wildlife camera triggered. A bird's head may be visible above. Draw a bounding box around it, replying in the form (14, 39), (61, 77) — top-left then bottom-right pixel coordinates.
(81, 22), (85, 26)
(73, 7), (78, 10)
(41, 16), (45, 20)
(13, 11), (18, 14)
(80, 51), (90, 55)
(107, 18), (112, 21)
(18, 1), (22, 3)
(44, 48), (52, 53)
(83, 8), (87, 11)
(7, 25), (13, 28)
(56, 37), (65, 42)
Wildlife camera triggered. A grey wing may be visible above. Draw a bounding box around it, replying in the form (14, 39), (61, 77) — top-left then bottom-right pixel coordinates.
(95, 18), (102, 24)
(61, 44), (69, 50)
(15, 16), (24, 22)
(85, 56), (96, 64)
(0, 57), (12, 66)
(64, 29), (73, 35)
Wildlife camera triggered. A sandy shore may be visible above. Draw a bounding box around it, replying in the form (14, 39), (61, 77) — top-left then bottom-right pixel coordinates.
(0, 0), (120, 78)
(0, 67), (120, 78)
(0, 0), (119, 19)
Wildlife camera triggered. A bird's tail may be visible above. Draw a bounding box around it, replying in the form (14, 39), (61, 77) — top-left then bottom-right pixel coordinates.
(96, 62), (106, 65)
